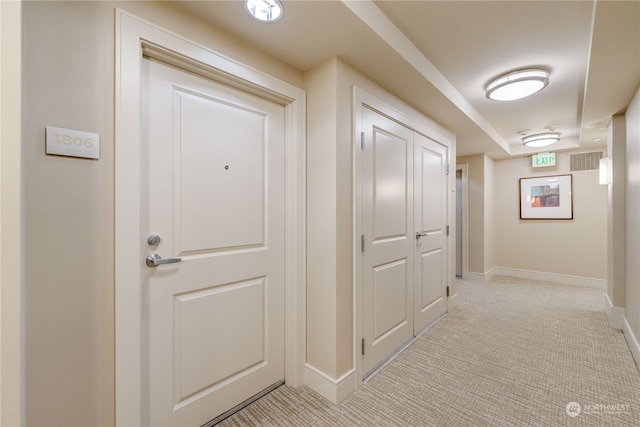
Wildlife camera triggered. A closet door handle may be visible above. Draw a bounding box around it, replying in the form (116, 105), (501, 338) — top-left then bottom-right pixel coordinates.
(415, 231), (428, 239)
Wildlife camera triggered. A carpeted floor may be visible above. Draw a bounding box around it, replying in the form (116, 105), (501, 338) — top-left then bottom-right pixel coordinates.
(218, 276), (640, 426)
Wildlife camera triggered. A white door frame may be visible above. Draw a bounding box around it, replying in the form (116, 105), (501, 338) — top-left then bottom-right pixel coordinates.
(115, 10), (306, 426)
(1, 1), (23, 424)
(456, 164), (469, 280)
(353, 86), (455, 385)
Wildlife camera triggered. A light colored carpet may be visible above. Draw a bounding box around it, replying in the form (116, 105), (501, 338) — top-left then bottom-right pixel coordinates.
(218, 276), (640, 426)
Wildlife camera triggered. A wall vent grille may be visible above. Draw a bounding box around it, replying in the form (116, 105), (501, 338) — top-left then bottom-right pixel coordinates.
(570, 151), (604, 172)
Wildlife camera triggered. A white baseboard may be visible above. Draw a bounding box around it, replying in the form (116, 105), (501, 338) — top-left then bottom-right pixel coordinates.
(490, 267), (607, 289)
(466, 272), (488, 282)
(303, 364), (355, 404)
(604, 293), (625, 330)
(623, 317), (640, 371)
(465, 267), (497, 283)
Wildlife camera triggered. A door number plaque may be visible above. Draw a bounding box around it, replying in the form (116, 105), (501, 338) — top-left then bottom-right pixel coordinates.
(46, 126), (100, 160)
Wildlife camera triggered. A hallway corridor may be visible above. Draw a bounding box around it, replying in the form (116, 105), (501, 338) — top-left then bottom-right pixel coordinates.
(218, 277), (640, 426)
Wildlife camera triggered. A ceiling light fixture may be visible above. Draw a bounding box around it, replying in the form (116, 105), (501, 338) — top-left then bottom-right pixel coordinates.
(245, 0), (283, 22)
(522, 132), (561, 148)
(486, 68), (550, 101)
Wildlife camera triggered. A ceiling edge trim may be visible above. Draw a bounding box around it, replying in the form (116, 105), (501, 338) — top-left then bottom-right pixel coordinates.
(578, 0), (598, 148)
(341, 0), (512, 155)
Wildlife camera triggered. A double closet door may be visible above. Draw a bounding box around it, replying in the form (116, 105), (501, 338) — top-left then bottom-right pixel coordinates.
(360, 106), (449, 376)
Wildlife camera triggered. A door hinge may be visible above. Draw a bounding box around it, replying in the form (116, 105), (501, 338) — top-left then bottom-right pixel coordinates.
(361, 338), (365, 355)
(445, 163), (450, 175)
(446, 225), (450, 236)
(361, 235), (365, 252)
(446, 286), (450, 297)
(360, 131), (365, 150)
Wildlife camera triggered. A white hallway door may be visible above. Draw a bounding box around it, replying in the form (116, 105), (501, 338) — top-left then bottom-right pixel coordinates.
(413, 133), (448, 331)
(361, 106), (448, 376)
(141, 58), (285, 426)
(361, 107), (415, 375)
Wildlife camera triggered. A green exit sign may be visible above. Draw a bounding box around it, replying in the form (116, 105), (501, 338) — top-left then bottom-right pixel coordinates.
(532, 152), (556, 168)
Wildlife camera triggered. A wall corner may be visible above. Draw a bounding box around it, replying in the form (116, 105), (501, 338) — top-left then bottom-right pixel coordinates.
(303, 364), (356, 405)
(604, 293), (625, 330)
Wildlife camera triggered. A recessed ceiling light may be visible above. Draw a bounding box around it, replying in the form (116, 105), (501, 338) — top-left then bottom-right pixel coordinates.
(245, 0), (283, 22)
(522, 132), (561, 148)
(486, 68), (549, 101)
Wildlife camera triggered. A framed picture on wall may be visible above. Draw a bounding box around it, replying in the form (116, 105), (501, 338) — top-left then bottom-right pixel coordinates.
(519, 174), (573, 220)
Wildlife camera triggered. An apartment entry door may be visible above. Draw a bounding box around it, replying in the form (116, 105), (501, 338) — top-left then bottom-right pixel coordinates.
(360, 106), (448, 376)
(140, 58), (286, 426)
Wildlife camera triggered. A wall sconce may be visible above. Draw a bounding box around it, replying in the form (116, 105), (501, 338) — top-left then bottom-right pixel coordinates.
(599, 157), (612, 185)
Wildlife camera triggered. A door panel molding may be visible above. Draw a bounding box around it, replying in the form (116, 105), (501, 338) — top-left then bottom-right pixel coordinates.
(115, 10), (305, 426)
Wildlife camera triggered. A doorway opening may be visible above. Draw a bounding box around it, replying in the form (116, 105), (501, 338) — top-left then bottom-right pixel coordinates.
(456, 164), (468, 279)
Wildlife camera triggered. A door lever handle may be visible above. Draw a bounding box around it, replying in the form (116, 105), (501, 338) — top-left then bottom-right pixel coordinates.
(416, 231), (429, 240)
(146, 253), (182, 268)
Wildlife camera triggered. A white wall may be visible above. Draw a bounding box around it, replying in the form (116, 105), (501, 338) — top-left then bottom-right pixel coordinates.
(304, 58), (357, 402)
(606, 115), (626, 328)
(305, 58), (341, 378)
(458, 151), (607, 284)
(494, 153), (607, 283)
(625, 86), (640, 364)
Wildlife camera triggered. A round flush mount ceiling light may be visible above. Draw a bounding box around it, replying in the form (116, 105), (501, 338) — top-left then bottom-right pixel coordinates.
(245, 0), (283, 22)
(522, 132), (561, 148)
(486, 68), (550, 101)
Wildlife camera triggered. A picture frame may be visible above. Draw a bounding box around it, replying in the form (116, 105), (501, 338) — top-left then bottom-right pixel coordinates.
(519, 174), (573, 220)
